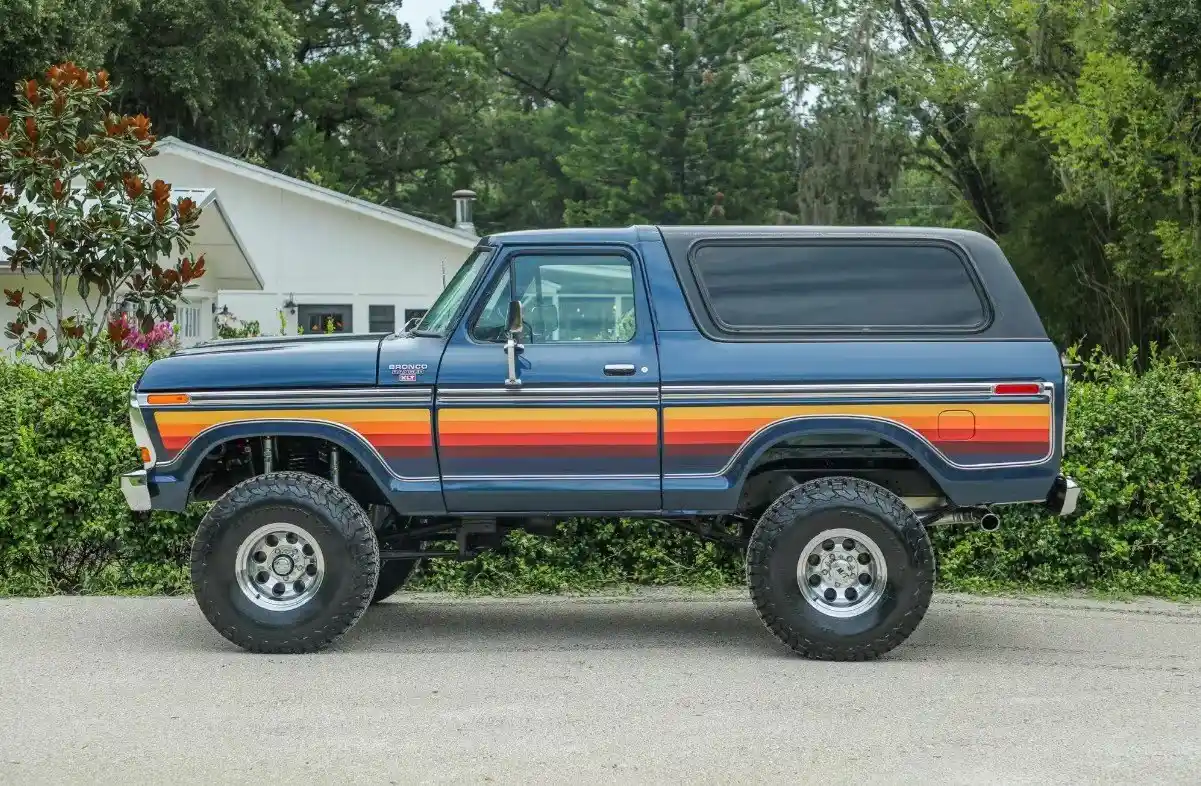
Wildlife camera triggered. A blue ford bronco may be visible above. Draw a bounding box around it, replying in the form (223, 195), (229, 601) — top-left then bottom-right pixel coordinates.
(120, 225), (1078, 660)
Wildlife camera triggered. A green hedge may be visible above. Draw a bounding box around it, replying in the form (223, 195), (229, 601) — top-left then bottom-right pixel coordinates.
(2, 352), (1200, 597)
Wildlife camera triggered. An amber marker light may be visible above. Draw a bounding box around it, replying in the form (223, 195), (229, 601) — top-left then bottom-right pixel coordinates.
(146, 393), (191, 406)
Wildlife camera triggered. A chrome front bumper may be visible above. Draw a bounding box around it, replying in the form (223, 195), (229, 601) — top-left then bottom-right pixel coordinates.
(1046, 475), (1080, 517)
(121, 470), (152, 512)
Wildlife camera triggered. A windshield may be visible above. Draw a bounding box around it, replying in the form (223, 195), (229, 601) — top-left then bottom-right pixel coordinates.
(413, 248), (493, 337)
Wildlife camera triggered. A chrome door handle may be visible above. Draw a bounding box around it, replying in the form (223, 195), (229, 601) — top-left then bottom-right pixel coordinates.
(603, 363), (636, 376)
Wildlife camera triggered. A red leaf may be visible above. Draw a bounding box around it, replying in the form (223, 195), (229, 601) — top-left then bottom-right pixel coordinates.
(35, 327), (48, 345)
(24, 80), (38, 105)
(3, 288), (22, 307)
(0, 115), (9, 138)
(151, 179), (171, 204)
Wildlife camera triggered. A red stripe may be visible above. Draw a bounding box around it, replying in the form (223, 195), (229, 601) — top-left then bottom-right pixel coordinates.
(442, 444), (659, 459)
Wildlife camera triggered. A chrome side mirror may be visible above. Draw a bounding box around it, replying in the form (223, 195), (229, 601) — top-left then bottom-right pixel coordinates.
(506, 299), (524, 335)
(504, 300), (524, 387)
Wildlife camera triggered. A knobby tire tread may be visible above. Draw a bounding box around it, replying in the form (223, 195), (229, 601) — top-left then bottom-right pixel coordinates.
(746, 476), (935, 661)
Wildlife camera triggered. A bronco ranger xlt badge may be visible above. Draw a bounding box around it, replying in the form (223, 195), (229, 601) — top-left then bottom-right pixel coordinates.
(119, 225), (1079, 660)
(388, 362), (428, 382)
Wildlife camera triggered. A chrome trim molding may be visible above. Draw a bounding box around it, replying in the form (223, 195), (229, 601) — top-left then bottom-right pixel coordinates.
(661, 381), (1054, 402)
(664, 412), (1056, 478)
(121, 470), (151, 511)
(136, 387), (433, 408)
(437, 386), (659, 405)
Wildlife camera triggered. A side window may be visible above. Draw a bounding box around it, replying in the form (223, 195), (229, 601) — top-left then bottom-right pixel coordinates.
(470, 267), (512, 342)
(511, 254), (637, 343)
(689, 242), (987, 332)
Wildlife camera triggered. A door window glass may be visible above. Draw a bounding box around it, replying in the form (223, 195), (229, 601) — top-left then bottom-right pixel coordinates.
(512, 255), (636, 343)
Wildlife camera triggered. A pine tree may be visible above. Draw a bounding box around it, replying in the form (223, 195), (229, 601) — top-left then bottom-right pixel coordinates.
(559, 0), (790, 226)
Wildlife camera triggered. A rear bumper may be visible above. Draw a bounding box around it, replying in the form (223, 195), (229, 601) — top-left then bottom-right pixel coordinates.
(121, 470), (152, 512)
(1045, 475), (1080, 517)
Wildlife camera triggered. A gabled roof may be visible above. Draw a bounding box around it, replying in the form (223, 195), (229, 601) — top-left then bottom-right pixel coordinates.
(155, 137), (478, 249)
(0, 187), (264, 290)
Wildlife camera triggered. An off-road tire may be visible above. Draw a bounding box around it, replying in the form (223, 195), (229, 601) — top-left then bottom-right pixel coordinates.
(746, 476), (935, 661)
(371, 559), (419, 604)
(189, 471), (379, 653)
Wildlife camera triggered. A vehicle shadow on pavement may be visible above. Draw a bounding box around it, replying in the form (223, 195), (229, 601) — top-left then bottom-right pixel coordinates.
(340, 597), (789, 656)
(332, 595), (1033, 660)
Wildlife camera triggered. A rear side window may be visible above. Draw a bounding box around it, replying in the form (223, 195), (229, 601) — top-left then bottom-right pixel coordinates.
(689, 242), (989, 332)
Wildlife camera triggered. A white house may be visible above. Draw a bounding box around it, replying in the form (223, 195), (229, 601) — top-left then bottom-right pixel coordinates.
(1, 136), (478, 348)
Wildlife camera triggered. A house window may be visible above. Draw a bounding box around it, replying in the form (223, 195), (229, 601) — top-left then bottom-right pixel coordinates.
(404, 308), (428, 325)
(178, 305), (201, 339)
(298, 304), (352, 334)
(369, 305), (395, 333)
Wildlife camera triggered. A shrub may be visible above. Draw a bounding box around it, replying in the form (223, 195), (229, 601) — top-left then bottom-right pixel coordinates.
(3, 350), (1201, 597)
(0, 357), (201, 593)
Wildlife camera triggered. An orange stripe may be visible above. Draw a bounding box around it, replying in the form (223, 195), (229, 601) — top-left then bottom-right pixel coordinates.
(442, 431), (660, 447)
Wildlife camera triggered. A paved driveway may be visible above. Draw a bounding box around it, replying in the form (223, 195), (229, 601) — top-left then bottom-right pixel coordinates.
(1, 591), (1199, 784)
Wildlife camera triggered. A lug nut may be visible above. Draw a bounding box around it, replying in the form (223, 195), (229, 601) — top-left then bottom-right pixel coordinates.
(858, 553), (871, 565)
(823, 588), (837, 602)
(306, 564), (318, 576)
(845, 587), (858, 601)
(808, 574), (822, 587)
(256, 571), (269, 584)
(286, 532), (298, 544)
(807, 554), (821, 566)
(302, 544), (314, 557)
(293, 581), (305, 593)
(822, 540), (835, 551)
(843, 538), (855, 550)
(253, 551), (266, 563)
(265, 534), (279, 547)
(859, 573), (872, 585)
(272, 582), (285, 596)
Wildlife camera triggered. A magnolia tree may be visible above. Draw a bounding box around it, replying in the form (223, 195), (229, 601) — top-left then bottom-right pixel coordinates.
(0, 62), (205, 365)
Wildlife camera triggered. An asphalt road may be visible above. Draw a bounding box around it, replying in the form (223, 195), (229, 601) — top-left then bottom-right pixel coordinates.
(1, 591), (1200, 785)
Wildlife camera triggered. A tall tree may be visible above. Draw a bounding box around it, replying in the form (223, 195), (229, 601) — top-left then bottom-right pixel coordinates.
(560, 0), (791, 226)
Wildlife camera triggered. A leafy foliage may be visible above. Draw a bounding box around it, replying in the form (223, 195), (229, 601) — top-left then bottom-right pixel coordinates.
(3, 352), (1201, 598)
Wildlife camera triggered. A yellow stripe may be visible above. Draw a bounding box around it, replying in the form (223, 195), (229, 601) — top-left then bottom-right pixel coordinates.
(154, 408), (431, 428)
(664, 402), (1049, 423)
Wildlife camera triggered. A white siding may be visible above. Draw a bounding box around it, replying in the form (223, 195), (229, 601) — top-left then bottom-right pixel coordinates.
(144, 154), (470, 335)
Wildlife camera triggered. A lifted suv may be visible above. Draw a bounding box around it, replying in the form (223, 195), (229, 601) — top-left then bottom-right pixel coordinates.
(121, 225), (1078, 659)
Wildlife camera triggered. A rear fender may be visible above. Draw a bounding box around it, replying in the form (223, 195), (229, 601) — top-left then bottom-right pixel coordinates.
(664, 416), (1058, 511)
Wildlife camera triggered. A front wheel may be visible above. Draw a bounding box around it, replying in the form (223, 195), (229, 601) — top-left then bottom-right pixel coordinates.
(746, 476), (935, 661)
(189, 472), (380, 653)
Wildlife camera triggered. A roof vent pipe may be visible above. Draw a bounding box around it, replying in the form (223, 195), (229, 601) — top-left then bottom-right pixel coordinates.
(452, 189), (476, 235)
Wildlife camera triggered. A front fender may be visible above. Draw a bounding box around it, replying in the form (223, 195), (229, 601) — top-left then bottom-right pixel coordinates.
(147, 420), (444, 514)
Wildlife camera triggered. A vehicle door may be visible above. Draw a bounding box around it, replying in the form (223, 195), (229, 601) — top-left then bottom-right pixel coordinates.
(435, 245), (661, 513)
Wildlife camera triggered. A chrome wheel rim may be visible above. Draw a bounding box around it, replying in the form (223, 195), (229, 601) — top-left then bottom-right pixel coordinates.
(797, 527), (887, 618)
(235, 523), (325, 611)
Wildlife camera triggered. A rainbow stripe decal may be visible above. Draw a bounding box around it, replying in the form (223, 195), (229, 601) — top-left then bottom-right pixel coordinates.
(664, 402), (1052, 474)
(152, 408), (433, 465)
(437, 407), (659, 477)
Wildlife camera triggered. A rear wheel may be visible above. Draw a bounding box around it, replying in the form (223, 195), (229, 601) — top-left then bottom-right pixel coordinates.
(746, 476), (935, 661)
(190, 472), (379, 653)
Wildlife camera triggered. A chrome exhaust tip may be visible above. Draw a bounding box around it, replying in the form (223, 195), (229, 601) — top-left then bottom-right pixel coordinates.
(980, 512), (1001, 532)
